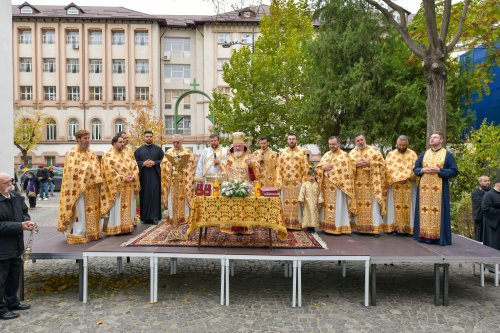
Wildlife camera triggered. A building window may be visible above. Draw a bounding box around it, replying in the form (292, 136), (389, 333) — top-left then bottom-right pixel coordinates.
(66, 31), (79, 45)
(20, 86), (33, 100)
(89, 86), (102, 101)
(217, 33), (231, 44)
(241, 33), (253, 45)
(20, 6), (33, 14)
(19, 30), (32, 44)
(67, 7), (79, 15)
(164, 89), (190, 110)
(89, 59), (102, 73)
(45, 156), (56, 166)
(42, 30), (55, 44)
(113, 87), (126, 101)
(217, 86), (231, 97)
(43, 58), (56, 73)
(165, 115), (191, 135)
(135, 59), (148, 73)
(45, 119), (57, 141)
(68, 118), (79, 139)
(88, 31), (102, 45)
(112, 31), (125, 45)
(112, 59), (125, 74)
(91, 119), (102, 140)
(164, 64), (190, 79)
(66, 59), (79, 73)
(67, 86), (80, 101)
(20, 58), (32, 72)
(135, 31), (148, 45)
(135, 87), (149, 101)
(43, 86), (56, 100)
(217, 59), (229, 71)
(165, 37), (190, 52)
(114, 119), (125, 135)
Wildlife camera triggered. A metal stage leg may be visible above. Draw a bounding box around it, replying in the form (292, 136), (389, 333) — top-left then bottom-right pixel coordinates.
(127, 257), (130, 263)
(225, 258), (230, 306)
(480, 263), (485, 287)
(78, 259), (84, 301)
(495, 264), (499, 287)
(297, 260), (302, 307)
(370, 264), (376, 306)
(117, 257), (123, 274)
(472, 263), (476, 276)
(342, 261), (347, 278)
(220, 258), (225, 305)
(434, 264), (441, 306)
(284, 263), (289, 278)
(154, 257), (158, 302)
(443, 264), (449, 306)
(173, 258), (177, 275)
(83, 256), (88, 304)
(292, 260), (297, 307)
(230, 261), (235, 277)
(19, 263), (25, 301)
(289, 262), (293, 277)
(170, 258), (177, 275)
(364, 260), (370, 307)
(149, 257), (155, 303)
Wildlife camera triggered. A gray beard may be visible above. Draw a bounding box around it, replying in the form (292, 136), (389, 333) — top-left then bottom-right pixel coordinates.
(234, 151), (244, 158)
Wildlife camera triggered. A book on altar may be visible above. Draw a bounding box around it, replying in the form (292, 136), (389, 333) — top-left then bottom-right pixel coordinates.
(203, 184), (212, 196)
(260, 187), (279, 197)
(195, 183), (204, 196)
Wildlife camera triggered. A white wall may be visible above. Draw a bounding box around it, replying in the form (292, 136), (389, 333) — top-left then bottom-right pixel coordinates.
(0, 1), (14, 176)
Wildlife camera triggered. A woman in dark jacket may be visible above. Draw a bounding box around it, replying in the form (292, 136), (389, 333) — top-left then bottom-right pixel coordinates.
(22, 172), (40, 209)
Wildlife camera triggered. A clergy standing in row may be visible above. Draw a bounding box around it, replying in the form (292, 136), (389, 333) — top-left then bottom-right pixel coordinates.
(349, 133), (386, 234)
(194, 134), (228, 183)
(385, 135), (418, 234)
(277, 134), (310, 230)
(57, 130), (103, 244)
(253, 137), (278, 187)
(315, 136), (355, 235)
(413, 132), (458, 245)
(160, 134), (195, 225)
(482, 177), (500, 250)
(135, 130), (164, 224)
(100, 135), (140, 235)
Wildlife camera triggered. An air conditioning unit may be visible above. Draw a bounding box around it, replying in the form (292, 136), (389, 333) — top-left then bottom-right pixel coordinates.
(72, 44), (79, 49)
(163, 51), (171, 61)
(68, 135), (76, 141)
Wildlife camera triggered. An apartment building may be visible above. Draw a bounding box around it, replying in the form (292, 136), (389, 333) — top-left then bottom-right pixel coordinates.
(12, 2), (266, 165)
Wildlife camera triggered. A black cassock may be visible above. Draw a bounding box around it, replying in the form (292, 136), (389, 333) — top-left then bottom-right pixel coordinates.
(482, 189), (500, 250)
(135, 144), (164, 222)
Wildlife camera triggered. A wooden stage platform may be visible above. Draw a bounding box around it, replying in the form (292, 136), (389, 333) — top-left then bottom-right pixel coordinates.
(28, 225), (500, 307)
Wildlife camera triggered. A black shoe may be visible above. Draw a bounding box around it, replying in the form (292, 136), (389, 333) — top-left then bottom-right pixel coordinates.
(8, 303), (30, 311)
(0, 311), (19, 320)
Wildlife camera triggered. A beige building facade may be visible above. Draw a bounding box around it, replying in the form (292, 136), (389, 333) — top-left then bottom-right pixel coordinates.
(12, 2), (266, 166)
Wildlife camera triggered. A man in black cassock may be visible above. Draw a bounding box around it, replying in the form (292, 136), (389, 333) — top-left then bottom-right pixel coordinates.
(134, 131), (164, 224)
(482, 177), (500, 250)
(471, 175), (490, 242)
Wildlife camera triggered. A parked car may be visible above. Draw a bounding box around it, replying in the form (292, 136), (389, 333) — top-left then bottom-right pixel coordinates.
(19, 167), (63, 192)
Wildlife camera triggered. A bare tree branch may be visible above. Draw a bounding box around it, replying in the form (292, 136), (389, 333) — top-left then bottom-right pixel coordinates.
(422, 0), (439, 50)
(446, 0), (472, 53)
(364, 0), (425, 58)
(440, 0), (451, 43)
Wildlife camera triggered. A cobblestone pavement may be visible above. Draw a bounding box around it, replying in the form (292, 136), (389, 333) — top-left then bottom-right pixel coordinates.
(1, 193), (499, 332)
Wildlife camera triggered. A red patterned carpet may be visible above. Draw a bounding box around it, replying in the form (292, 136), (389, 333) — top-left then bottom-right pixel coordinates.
(122, 222), (325, 249)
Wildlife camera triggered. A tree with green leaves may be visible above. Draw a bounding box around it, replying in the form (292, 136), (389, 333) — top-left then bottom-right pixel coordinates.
(306, 0), (428, 151)
(209, 0), (314, 149)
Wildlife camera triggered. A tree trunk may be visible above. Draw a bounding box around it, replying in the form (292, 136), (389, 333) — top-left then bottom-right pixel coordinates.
(423, 51), (447, 147)
(22, 150), (29, 165)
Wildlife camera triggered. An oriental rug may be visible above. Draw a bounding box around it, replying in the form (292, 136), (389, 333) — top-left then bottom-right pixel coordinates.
(121, 222), (326, 249)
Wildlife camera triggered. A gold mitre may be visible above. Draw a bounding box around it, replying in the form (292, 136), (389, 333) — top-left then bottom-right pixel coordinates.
(231, 132), (246, 144)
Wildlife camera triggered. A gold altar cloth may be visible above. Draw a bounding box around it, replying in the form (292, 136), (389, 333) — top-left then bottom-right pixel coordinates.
(187, 196), (288, 240)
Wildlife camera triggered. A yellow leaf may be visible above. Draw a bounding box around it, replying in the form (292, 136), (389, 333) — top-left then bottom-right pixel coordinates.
(96, 320), (104, 325)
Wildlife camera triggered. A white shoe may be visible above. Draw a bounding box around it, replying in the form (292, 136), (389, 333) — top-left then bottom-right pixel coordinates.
(43, 198), (48, 201)
(37, 198), (42, 201)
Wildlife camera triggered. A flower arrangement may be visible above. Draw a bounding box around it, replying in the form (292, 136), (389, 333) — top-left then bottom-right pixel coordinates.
(220, 179), (253, 198)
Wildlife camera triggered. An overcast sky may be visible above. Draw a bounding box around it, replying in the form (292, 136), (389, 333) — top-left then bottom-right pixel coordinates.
(13, 0), (424, 15)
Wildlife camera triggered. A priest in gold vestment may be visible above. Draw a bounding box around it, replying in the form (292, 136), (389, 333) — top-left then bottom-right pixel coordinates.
(221, 132), (257, 234)
(100, 135), (140, 235)
(160, 135), (195, 225)
(385, 135), (418, 234)
(413, 133), (458, 245)
(253, 137), (278, 187)
(349, 133), (386, 234)
(277, 134), (310, 230)
(298, 169), (323, 230)
(57, 130), (103, 244)
(315, 136), (355, 235)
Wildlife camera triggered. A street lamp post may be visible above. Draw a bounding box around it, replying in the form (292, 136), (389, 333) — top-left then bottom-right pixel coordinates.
(221, 40), (254, 51)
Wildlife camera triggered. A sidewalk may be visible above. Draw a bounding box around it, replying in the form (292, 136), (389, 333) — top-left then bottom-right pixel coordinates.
(1, 192), (499, 332)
